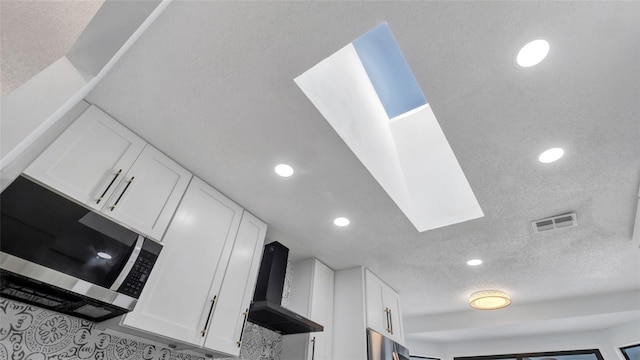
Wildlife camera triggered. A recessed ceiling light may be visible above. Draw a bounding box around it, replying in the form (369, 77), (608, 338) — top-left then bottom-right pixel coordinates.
(274, 164), (294, 177)
(467, 259), (483, 266)
(469, 290), (511, 310)
(538, 147), (564, 163)
(97, 252), (112, 260)
(334, 217), (350, 227)
(516, 39), (549, 67)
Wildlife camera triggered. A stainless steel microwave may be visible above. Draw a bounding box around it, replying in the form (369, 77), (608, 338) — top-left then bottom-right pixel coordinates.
(0, 175), (162, 322)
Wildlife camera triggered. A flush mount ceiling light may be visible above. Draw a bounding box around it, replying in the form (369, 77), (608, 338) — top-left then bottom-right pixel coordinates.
(466, 259), (483, 266)
(334, 217), (350, 227)
(97, 252), (112, 260)
(538, 147), (564, 163)
(516, 39), (550, 67)
(274, 164), (294, 177)
(469, 290), (511, 310)
(295, 22), (483, 232)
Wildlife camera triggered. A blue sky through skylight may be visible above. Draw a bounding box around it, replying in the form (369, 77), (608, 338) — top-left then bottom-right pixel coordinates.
(352, 22), (427, 119)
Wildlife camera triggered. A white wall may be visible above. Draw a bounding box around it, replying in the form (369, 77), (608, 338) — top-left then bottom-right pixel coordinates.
(603, 321), (640, 360)
(407, 319), (640, 360)
(407, 338), (444, 359)
(441, 330), (612, 360)
(0, 1), (168, 180)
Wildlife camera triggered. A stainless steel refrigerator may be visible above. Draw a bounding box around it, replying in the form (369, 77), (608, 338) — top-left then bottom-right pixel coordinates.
(367, 329), (410, 360)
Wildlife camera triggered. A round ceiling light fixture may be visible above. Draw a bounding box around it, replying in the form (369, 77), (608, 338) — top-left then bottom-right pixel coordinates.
(466, 259), (483, 266)
(538, 147), (564, 163)
(274, 164), (294, 177)
(469, 290), (511, 310)
(333, 217), (350, 227)
(516, 39), (549, 67)
(97, 252), (112, 260)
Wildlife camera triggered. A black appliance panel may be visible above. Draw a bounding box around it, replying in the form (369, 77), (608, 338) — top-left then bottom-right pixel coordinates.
(117, 240), (162, 298)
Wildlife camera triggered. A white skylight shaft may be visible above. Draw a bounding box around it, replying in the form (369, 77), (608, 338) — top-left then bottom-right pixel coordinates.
(295, 44), (412, 214)
(295, 23), (483, 232)
(389, 105), (483, 230)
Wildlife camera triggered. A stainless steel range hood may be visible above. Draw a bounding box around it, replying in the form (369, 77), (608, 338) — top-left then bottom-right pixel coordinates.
(248, 241), (323, 334)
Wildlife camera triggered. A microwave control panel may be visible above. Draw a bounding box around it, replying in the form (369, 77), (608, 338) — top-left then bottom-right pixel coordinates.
(118, 248), (159, 298)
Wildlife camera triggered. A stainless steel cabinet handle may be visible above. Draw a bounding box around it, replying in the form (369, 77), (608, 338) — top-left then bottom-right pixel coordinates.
(110, 176), (134, 211)
(236, 308), (249, 347)
(201, 295), (217, 337)
(97, 169), (122, 204)
(311, 336), (316, 360)
(388, 308), (394, 335)
(385, 307), (392, 333)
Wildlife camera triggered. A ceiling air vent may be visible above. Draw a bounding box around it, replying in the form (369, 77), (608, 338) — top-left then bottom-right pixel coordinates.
(532, 213), (577, 233)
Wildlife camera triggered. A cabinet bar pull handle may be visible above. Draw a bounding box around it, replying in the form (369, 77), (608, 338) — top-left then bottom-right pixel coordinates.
(200, 295), (217, 337)
(311, 336), (316, 360)
(236, 308), (249, 347)
(97, 169), (122, 204)
(110, 176), (134, 211)
(388, 309), (394, 335)
(385, 307), (392, 333)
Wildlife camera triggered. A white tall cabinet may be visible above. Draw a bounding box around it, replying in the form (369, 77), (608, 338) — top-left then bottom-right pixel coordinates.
(281, 258), (334, 360)
(204, 211), (267, 354)
(332, 267), (405, 360)
(116, 177), (267, 357)
(24, 105), (192, 241)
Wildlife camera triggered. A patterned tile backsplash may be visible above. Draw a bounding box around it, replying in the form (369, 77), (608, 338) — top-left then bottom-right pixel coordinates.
(0, 298), (282, 360)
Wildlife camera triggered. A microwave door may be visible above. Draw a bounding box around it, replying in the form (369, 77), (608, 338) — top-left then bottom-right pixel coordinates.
(0, 176), (140, 288)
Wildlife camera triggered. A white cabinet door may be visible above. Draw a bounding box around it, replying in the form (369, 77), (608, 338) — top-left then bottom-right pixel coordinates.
(204, 211), (266, 356)
(382, 286), (404, 344)
(309, 260), (334, 360)
(121, 177), (243, 346)
(24, 104), (190, 241)
(105, 145), (192, 241)
(365, 269), (387, 336)
(332, 267), (368, 360)
(365, 269), (404, 344)
(24, 105), (146, 211)
(282, 259), (334, 360)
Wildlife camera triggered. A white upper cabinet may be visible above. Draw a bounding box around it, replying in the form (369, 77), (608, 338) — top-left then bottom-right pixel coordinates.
(365, 269), (387, 335)
(24, 104), (191, 241)
(282, 258), (335, 360)
(365, 269), (404, 344)
(104, 145), (192, 240)
(382, 284), (404, 343)
(24, 105), (146, 211)
(333, 267), (405, 359)
(116, 177), (266, 358)
(204, 211), (267, 356)
(120, 176), (244, 346)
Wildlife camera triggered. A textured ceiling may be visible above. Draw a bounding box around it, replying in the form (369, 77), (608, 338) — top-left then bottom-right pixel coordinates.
(0, 0), (103, 96)
(84, 1), (640, 341)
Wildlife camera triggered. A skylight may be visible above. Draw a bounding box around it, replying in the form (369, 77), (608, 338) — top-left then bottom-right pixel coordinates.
(352, 23), (427, 119)
(295, 22), (483, 232)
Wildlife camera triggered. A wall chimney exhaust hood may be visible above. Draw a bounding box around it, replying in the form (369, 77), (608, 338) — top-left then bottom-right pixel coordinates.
(248, 241), (323, 334)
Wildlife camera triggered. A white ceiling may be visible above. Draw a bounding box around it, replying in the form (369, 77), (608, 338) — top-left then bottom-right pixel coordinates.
(81, 1), (640, 342)
(0, 0), (103, 96)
